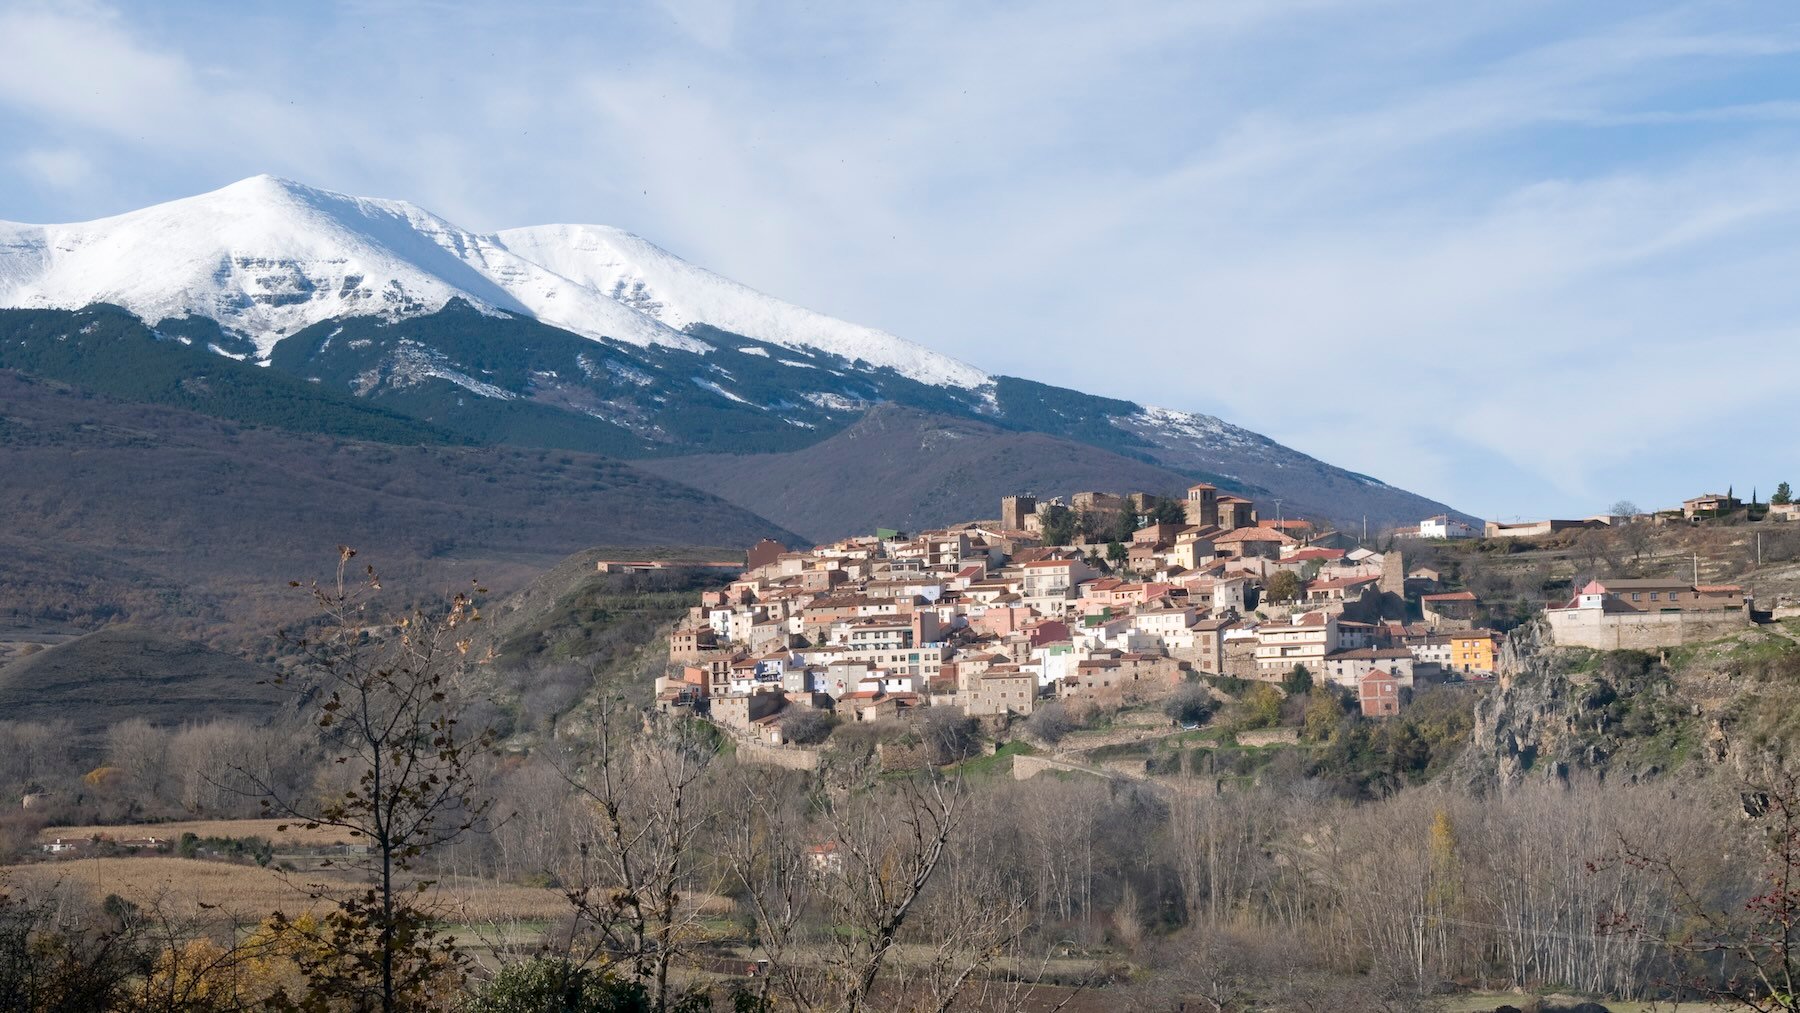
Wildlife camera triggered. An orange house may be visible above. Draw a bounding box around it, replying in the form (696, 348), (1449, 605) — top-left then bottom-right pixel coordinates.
(1450, 630), (1501, 675)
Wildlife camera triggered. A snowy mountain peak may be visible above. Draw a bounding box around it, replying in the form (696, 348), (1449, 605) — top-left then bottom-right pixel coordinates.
(0, 177), (988, 387)
(494, 223), (990, 389)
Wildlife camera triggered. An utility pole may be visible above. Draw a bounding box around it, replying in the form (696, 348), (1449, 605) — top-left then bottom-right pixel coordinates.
(1757, 532), (1763, 568)
(1693, 552), (1700, 586)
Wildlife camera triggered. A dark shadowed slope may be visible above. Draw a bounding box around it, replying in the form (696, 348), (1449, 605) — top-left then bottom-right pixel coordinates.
(639, 405), (1215, 542)
(0, 371), (799, 641)
(0, 628), (294, 735)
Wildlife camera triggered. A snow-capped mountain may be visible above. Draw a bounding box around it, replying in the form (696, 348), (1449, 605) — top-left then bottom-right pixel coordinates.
(0, 176), (1467, 530)
(492, 224), (989, 389)
(0, 175), (982, 383)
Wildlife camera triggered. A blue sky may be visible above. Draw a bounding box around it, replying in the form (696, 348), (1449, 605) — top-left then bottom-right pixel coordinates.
(2, 0), (1797, 519)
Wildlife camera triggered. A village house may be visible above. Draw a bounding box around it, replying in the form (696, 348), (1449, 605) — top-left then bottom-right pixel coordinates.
(1058, 652), (1183, 700)
(1302, 574), (1382, 606)
(1682, 493), (1741, 519)
(964, 666), (1038, 717)
(1359, 670), (1403, 717)
(712, 691), (785, 733)
(1322, 647), (1417, 689)
(1543, 578), (1752, 649)
(1402, 633), (1454, 673)
(1017, 557), (1098, 609)
(1212, 527), (1294, 561)
(1421, 591), (1481, 628)
(1418, 515), (1478, 540)
(843, 691), (922, 723)
(1254, 612), (1339, 677)
(804, 840), (843, 877)
(1216, 495), (1257, 530)
(1573, 579), (1747, 614)
(1448, 630), (1501, 676)
(1167, 616), (1236, 675)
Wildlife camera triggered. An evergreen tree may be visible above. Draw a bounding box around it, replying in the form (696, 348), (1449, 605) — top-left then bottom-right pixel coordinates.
(1283, 664), (1313, 696)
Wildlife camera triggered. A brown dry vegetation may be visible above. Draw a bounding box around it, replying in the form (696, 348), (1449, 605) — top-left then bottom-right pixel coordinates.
(1, 857), (574, 924)
(37, 817), (357, 848)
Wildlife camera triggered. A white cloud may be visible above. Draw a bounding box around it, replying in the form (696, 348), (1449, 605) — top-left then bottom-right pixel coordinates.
(13, 147), (95, 189)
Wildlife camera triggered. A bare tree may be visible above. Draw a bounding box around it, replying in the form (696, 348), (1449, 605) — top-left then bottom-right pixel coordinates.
(554, 697), (722, 1013)
(168, 721), (265, 816)
(1614, 773), (1800, 1010)
(726, 756), (1001, 1013)
(104, 718), (171, 809)
(252, 547), (493, 1013)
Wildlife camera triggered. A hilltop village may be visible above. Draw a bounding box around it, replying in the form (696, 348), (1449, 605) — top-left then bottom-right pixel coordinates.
(656, 484), (1521, 742)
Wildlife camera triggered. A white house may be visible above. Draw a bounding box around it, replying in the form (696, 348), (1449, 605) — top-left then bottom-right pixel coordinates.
(1419, 515), (1477, 540)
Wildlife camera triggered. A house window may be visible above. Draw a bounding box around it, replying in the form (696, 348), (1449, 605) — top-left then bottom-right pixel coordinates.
(1632, 593), (1641, 602)
(1650, 592), (1658, 601)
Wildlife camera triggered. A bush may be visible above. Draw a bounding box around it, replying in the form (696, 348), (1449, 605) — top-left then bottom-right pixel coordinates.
(1231, 684), (1283, 731)
(777, 708), (835, 746)
(1265, 570), (1301, 603)
(467, 958), (688, 1012)
(919, 708), (982, 765)
(1281, 664), (1313, 696)
(1024, 702), (1077, 744)
(1163, 684), (1213, 727)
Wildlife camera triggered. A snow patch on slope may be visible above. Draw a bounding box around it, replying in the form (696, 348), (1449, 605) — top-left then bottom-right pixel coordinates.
(691, 377), (751, 404)
(360, 340), (519, 400)
(1121, 405), (1262, 451)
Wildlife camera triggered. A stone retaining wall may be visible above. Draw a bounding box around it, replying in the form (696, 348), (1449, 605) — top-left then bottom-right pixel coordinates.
(1545, 608), (1750, 650)
(736, 740), (821, 771)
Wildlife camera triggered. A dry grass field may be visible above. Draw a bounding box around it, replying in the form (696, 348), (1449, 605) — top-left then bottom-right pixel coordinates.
(38, 818), (362, 848)
(0, 857), (574, 924)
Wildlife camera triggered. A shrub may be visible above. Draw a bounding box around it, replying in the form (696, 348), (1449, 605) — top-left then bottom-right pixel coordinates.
(1163, 684), (1214, 727)
(1281, 664), (1313, 696)
(777, 708), (835, 746)
(1024, 702), (1077, 744)
(919, 708), (982, 765)
(467, 958), (677, 1012)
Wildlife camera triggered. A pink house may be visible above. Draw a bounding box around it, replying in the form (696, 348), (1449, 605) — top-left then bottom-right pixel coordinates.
(1359, 669), (1402, 717)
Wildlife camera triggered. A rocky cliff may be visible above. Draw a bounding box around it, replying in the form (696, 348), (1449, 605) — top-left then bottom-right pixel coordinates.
(1457, 618), (1796, 792)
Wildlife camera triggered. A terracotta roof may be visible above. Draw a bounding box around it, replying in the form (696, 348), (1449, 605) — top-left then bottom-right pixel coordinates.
(1214, 527), (1295, 543)
(1695, 584), (1744, 593)
(1422, 591), (1478, 602)
(1283, 548), (1345, 562)
(1327, 647), (1413, 660)
(1258, 518), (1314, 531)
(1306, 575), (1380, 590)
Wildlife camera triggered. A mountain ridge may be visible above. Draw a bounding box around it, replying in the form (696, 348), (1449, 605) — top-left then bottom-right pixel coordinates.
(0, 177), (1472, 530)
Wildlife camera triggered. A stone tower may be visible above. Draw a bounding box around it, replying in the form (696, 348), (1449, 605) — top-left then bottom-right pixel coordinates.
(1379, 549), (1406, 596)
(1184, 483), (1219, 528)
(1000, 495), (1037, 531)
